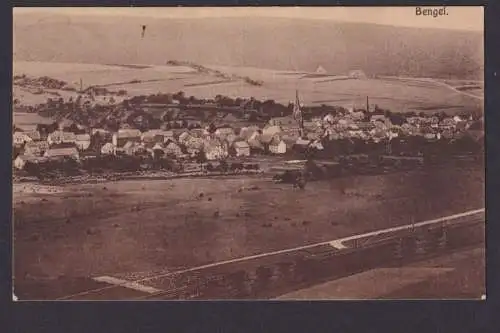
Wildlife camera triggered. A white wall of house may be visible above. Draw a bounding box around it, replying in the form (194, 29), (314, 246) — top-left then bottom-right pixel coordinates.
(76, 141), (91, 150)
(205, 146), (229, 161)
(235, 147), (250, 157)
(14, 156), (26, 170)
(101, 143), (115, 155)
(269, 141), (287, 154)
(13, 133), (31, 146)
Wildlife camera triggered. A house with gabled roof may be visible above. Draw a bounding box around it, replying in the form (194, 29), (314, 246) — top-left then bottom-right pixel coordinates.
(269, 116), (295, 127)
(43, 147), (80, 160)
(247, 130), (264, 151)
(75, 134), (91, 150)
(164, 140), (183, 157)
(268, 137), (287, 155)
(315, 65), (327, 74)
(101, 142), (115, 155)
(47, 131), (77, 146)
(141, 129), (171, 145)
(14, 155), (48, 170)
(122, 141), (144, 156)
(239, 125), (260, 140)
(214, 126), (235, 138)
(231, 141), (250, 157)
(13, 132), (31, 146)
(112, 129), (142, 148)
(204, 139), (229, 161)
(24, 141), (49, 157)
(24, 130), (42, 142)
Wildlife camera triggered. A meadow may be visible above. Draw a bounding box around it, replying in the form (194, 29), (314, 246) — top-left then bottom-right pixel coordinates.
(13, 61), (483, 115)
(13, 164), (484, 285)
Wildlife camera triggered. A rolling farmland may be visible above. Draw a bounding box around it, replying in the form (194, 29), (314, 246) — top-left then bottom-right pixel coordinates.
(13, 61), (482, 116)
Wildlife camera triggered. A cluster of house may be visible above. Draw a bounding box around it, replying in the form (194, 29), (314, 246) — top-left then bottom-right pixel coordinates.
(12, 108), (481, 171)
(13, 126), (90, 170)
(287, 111), (478, 142)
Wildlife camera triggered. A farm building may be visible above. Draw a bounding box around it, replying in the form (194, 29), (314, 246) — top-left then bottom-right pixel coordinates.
(58, 119), (75, 131)
(75, 134), (91, 150)
(232, 141), (251, 157)
(14, 155), (48, 170)
(47, 131), (77, 146)
(24, 141), (49, 156)
(44, 147), (80, 160)
(112, 129), (142, 148)
(315, 65), (327, 74)
(348, 69), (367, 79)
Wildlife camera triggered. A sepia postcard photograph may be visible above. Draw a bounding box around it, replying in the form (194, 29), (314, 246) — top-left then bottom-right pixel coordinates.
(12, 6), (485, 301)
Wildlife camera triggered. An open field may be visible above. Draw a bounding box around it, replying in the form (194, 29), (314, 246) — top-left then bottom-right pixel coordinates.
(276, 245), (485, 300)
(13, 162), (484, 293)
(13, 61), (482, 115)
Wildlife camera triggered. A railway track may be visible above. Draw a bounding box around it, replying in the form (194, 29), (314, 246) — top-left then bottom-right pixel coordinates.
(52, 208), (484, 300)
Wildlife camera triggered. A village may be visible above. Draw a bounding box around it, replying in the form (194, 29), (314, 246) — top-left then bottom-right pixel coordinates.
(12, 87), (484, 181)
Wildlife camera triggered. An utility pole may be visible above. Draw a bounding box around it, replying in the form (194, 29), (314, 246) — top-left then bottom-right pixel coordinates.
(366, 96), (369, 113)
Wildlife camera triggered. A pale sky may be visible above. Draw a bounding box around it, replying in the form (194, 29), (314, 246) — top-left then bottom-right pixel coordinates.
(14, 6), (483, 32)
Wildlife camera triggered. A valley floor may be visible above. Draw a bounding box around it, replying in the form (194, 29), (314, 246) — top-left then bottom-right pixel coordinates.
(13, 163), (484, 299)
(276, 245), (485, 300)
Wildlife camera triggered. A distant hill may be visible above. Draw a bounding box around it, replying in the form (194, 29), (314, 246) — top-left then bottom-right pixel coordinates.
(13, 13), (483, 80)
